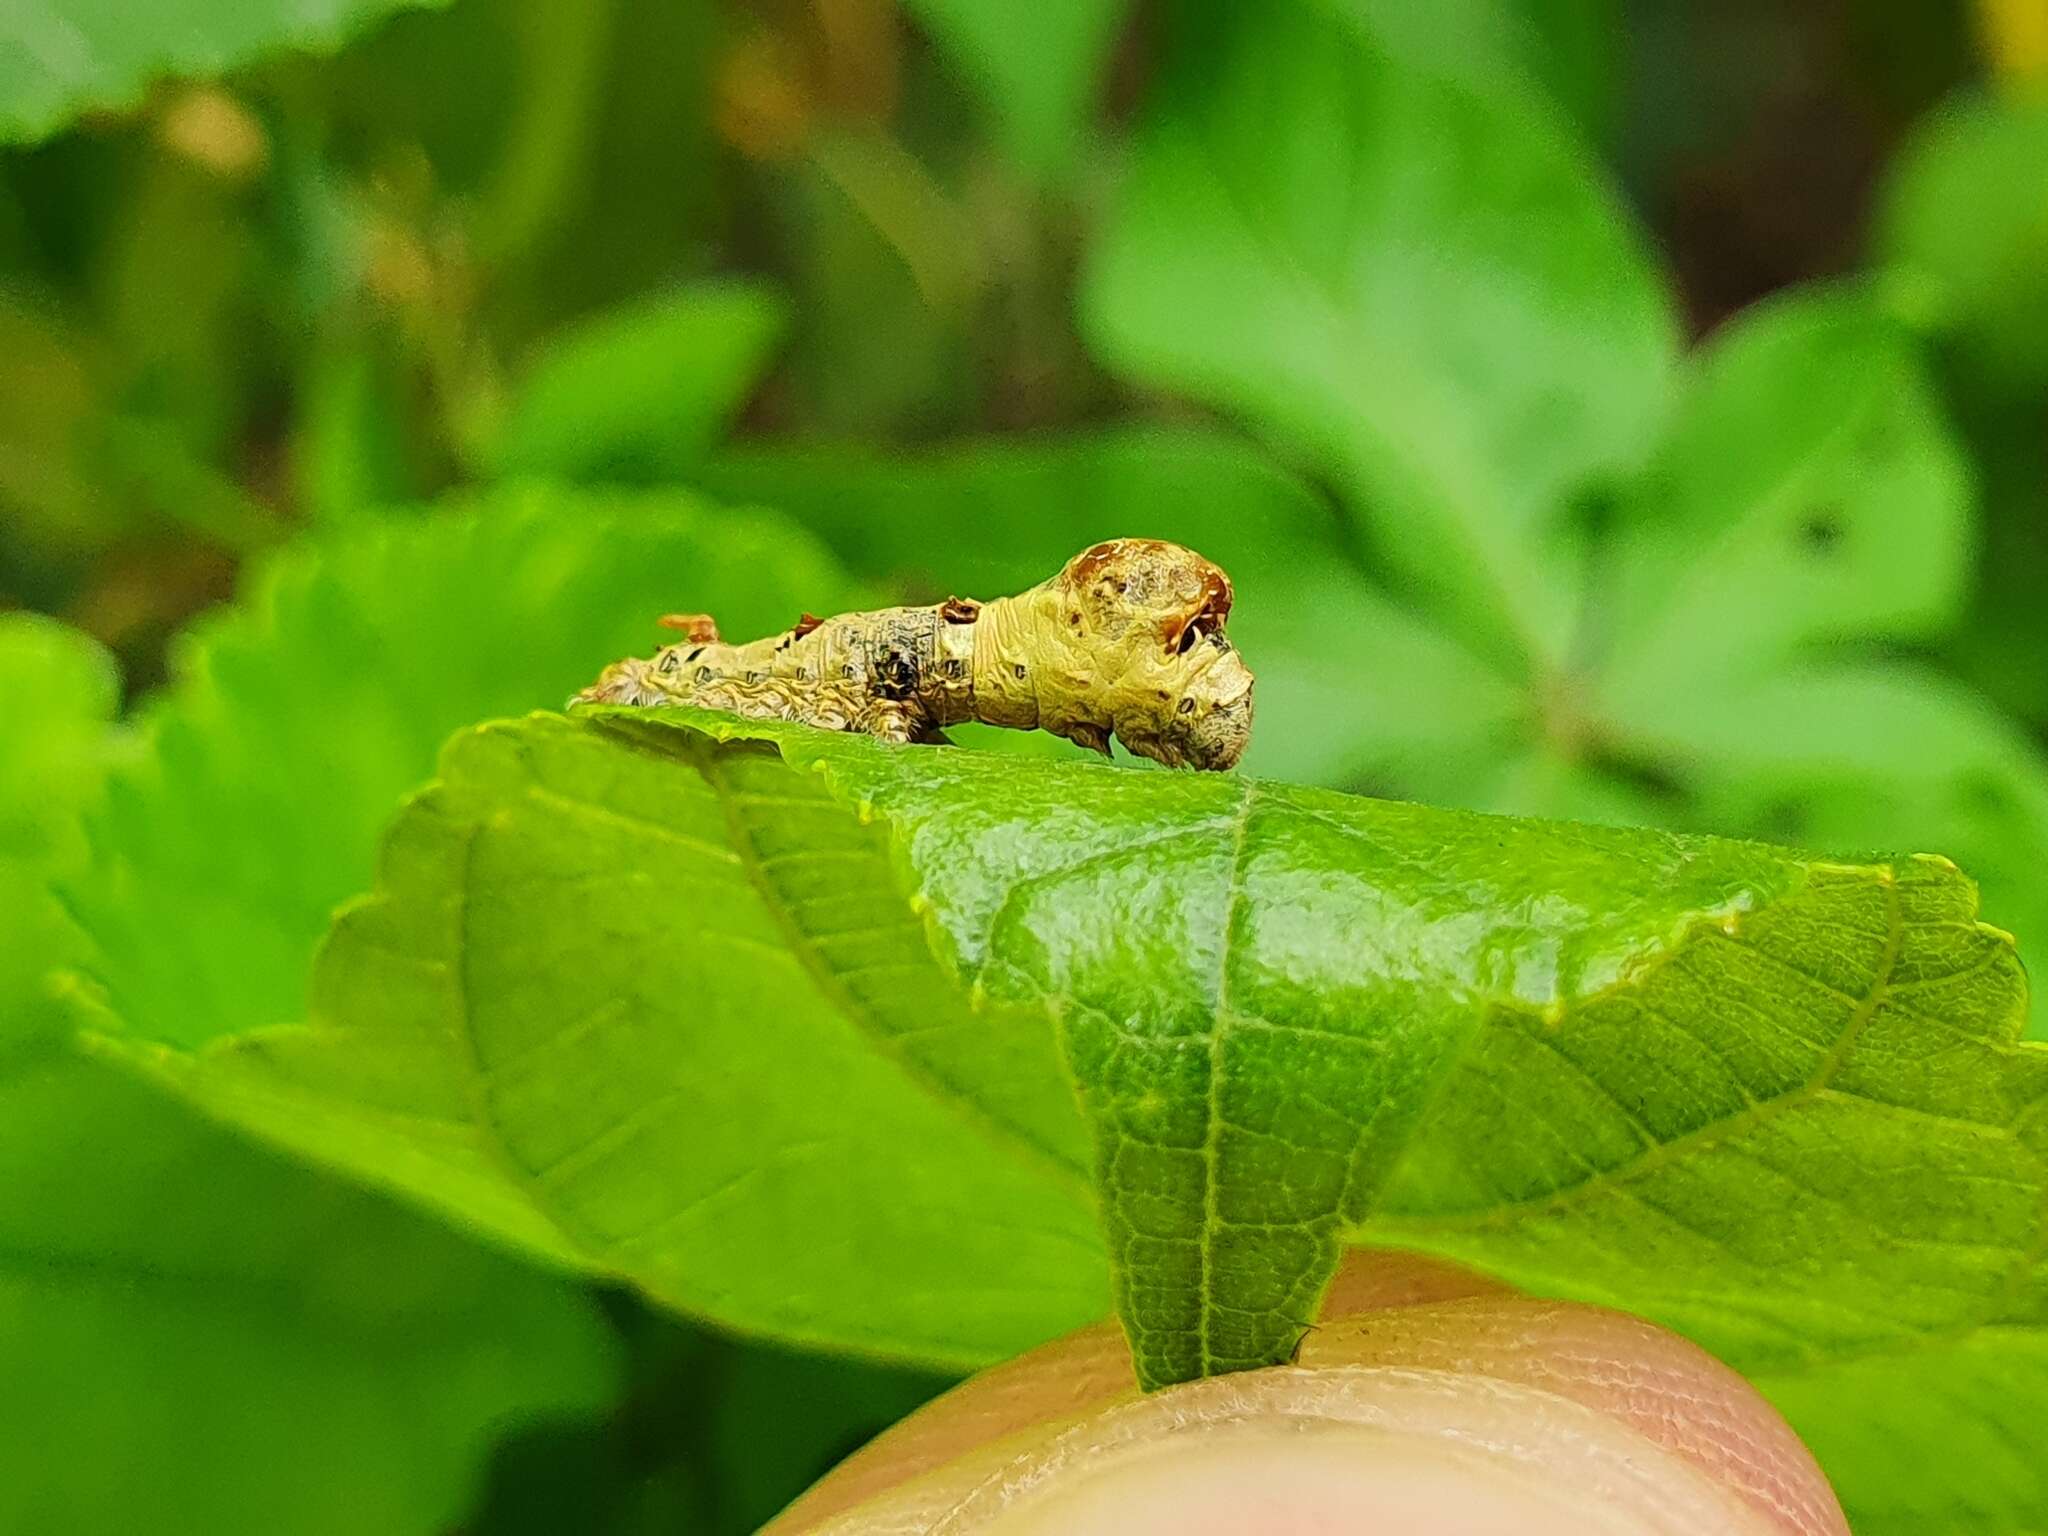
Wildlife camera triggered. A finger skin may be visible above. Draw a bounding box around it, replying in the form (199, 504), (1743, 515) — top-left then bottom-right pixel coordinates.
(764, 1253), (1848, 1536)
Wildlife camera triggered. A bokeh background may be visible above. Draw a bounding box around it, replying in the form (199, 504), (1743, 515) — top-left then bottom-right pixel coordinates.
(3, 0), (2046, 1531)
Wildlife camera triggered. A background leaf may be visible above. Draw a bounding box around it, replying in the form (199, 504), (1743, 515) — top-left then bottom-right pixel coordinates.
(1576, 286), (2048, 1038)
(486, 281), (791, 484)
(0, 0), (448, 144)
(460, 1312), (954, 1536)
(0, 614), (622, 1536)
(1598, 286), (1972, 708)
(1874, 88), (2048, 387)
(0, 1044), (623, 1536)
(1315, 0), (1621, 141)
(1081, 0), (1676, 672)
(0, 612), (121, 1029)
(899, 0), (1125, 181)
(69, 484), (859, 1049)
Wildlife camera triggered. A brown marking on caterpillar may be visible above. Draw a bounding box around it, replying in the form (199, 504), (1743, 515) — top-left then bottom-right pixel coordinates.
(573, 541), (1255, 770)
(1061, 538), (1233, 653)
(1069, 538), (1162, 588)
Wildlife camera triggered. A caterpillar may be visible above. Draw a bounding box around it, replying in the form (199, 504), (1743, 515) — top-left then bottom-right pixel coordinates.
(573, 538), (1255, 770)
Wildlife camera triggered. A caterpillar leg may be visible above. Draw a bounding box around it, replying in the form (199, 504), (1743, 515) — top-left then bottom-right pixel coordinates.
(1068, 722), (1113, 758)
(734, 686), (933, 747)
(755, 683), (924, 745)
(859, 700), (924, 745)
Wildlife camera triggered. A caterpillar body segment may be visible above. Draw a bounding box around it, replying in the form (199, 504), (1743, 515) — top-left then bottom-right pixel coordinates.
(574, 539), (1255, 770)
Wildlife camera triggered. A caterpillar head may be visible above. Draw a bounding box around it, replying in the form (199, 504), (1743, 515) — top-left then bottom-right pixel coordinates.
(1049, 539), (1255, 771)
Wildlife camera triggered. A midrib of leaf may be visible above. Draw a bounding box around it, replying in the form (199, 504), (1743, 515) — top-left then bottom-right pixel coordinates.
(1198, 778), (1256, 1377)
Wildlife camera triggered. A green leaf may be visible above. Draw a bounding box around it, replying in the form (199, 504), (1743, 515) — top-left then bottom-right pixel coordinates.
(1080, 0), (1676, 672)
(697, 427), (1523, 790)
(1578, 286), (2048, 1037)
(110, 707), (2048, 1529)
(292, 343), (421, 527)
(1761, 1327), (2048, 1536)
(118, 712), (1109, 1362)
(1598, 287), (1973, 713)
(0, 615), (620, 1536)
(1638, 664), (2048, 1045)
(66, 486), (1078, 1353)
(0, 1043), (622, 1536)
(486, 282), (790, 484)
(70, 483), (858, 1050)
(901, 0), (1125, 181)
(1316, 0), (1619, 140)
(0, 0), (446, 145)
(1875, 88), (2048, 386)
(0, 614), (122, 1038)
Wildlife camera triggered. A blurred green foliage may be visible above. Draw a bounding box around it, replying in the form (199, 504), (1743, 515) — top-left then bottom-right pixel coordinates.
(3, 0), (2046, 1530)
(0, 614), (621, 1535)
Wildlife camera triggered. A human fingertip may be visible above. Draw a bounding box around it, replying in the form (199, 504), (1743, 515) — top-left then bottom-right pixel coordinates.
(765, 1253), (1848, 1536)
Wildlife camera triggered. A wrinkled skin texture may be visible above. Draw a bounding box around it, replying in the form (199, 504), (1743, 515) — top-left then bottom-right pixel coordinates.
(765, 1254), (1850, 1536)
(575, 540), (1255, 769)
